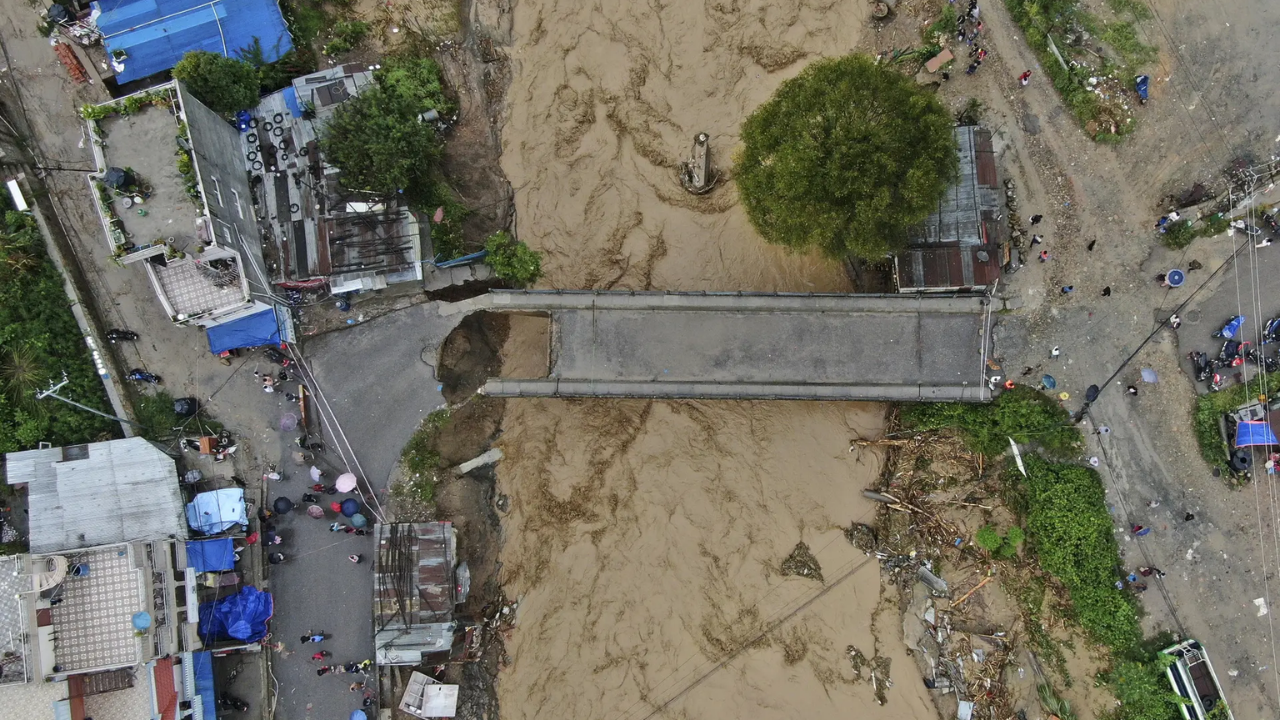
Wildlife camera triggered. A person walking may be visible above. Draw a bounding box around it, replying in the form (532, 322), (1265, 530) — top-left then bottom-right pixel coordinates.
(1039, 250), (1050, 262)
(1051, 346), (1061, 358)
(330, 522), (346, 532)
(1029, 214), (1043, 224)
(1031, 234), (1043, 245)
(348, 554), (363, 564)
(1127, 385), (1138, 396)
(1018, 70), (1032, 86)
(1102, 286), (1112, 296)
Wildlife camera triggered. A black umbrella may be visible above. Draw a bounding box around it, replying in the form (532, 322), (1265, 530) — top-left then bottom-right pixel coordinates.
(273, 496), (294, 514)
(1085, 385), (1100, 402)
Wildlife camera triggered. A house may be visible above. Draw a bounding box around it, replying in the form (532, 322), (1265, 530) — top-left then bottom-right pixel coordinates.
(83, 82), (293, 349)
(90, 0), (292, 86)
(373, 522), (460, 665)
(247, 65), (435, 294)
(4, 437), (187, 554)
(893, 125), (1005, 293)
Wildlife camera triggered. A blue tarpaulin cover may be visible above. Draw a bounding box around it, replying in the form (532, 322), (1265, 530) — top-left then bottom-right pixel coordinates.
(186, 488), (247, 535)
(92, 0), (293, 85)
(1236, 420), (1278, 447)
(192, 652), (216, 720)
(186, 538), (236, 572)
(206, 307), (282, 354)
(198, 586), (273, 643)
(284, 86), (303, 117)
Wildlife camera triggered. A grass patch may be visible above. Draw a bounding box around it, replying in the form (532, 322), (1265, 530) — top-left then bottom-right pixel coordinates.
(1106, 0), (1153, 20)
(132, 389), (223, 443)
(1003, 0), (1149, 140)
(428, 180), (470, 262)
(901, 386), (1082, 458)
(281, 0), (328, 46)
(1160, 212), (1231, 249)
(323, 20), (371, 56)
(397, 408), (451, 505)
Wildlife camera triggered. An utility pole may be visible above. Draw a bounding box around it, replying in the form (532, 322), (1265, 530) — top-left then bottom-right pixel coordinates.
(36, 375), (142, 429)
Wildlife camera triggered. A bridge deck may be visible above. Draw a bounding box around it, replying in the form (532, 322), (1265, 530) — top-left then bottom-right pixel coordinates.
(478, 291), (996, 402)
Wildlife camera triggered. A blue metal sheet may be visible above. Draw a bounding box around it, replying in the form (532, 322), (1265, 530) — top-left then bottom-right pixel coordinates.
(283, 85), (301, 117)
(92, 0), (293, 85)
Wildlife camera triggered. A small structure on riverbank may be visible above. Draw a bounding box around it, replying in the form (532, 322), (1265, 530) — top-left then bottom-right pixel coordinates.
(372, 522), (459, 665)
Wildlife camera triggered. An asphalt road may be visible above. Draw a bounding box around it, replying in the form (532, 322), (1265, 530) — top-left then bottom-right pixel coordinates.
(266, 302), (460, 720)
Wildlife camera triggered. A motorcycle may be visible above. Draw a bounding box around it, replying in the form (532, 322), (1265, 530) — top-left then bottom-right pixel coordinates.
(1264, 213), (1280, 236)
(1189, 351), (1212, 382)
(1209, 372), (1224, 392)
(1264, 316), (1280, 344)
(1213, 315), (1246, 339)
(125, 369), (162, 384)
(105, 329), (139, 342)
(263, 347), (292, 367)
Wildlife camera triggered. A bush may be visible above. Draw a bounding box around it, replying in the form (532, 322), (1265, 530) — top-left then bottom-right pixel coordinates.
(484, 231), (542, 287)
(400, 409), (451, 503)
(428, 181), (469, 262)
(0, 208), (118, 451)
(172, 51), (261, 114)
(1159, 219), (1196, 249)
(902, 386), (1082, 458)
(975, 525), (1003, 552)
(324, 21), (371, 56)
(1103, 653), (1189, 720)
(735, 54), (958, 260)
(976, 524), (1024, 558)
(1015, 456), (1142, 650)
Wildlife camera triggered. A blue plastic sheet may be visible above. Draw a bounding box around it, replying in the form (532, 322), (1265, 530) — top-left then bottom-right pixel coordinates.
(206, 308), (282, 354)
(284, 86), (303, 117)
(192, 651), (216, 720)
(186, 488), (247, 535)
(186, 538), (236, 572)
(198, 586), (273, 643)
(1236, 420), (1278, 448)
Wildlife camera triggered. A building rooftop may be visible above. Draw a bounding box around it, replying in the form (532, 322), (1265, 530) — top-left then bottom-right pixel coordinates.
(0, 555), (31, 686)
(247, 66), (424, 291)
(374, 523), (456, 665)
(149, 248), (251, 319)
(45, 544), (146, 673)
(92, 0), (292, 84)
(5, 437), (187, 554)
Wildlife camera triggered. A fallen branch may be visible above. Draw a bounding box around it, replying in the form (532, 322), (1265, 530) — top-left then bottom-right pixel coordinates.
(953, 576), (994, 608)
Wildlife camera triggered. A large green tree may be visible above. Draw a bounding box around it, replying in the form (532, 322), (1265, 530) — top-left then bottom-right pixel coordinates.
(172, 51), (261, 114)
(319, 57), (451, 207)
(735, 54), (959, 260)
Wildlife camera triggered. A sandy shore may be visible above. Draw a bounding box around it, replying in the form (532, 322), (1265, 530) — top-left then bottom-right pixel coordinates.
(493, 0), (935, 716)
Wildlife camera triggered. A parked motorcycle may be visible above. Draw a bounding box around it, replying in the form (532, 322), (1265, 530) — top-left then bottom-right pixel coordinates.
(1264, 212), (1280, 236)
(105, 329), (139, 343)
(125, 369), (162, 384)
(1264, 316), (1280, 344)
(1215, 340), (1245, 368)
(263, 347), (292, 367)
(1213, 315), (1246, 339)
(1189, 351), (1212, 382)
(1209, 372), (1224, 392)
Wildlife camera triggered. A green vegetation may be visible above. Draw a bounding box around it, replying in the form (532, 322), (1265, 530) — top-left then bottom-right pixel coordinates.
(1037, 684), (1077, 720)
(428, 180), (469, 262)
(484, 231), (542, 287)
(1002, 0), (1153, 140)
(397, 408), (451, 505)
(0, 205), (117, 452)
(925, 5), (958, 40)
(734, 54), (958, 261)
(976, 524), (1024, 558)
(1160, 212), (1231, 249)
(320, 56), (451, 208)
(172, 51), (261, 114)
(1015, 455), (1141, 649)
(1103, 635), (1190, 720)
(132, 389), (222, 443)
(902, 386), (1081, 458)
(1193, 372), (1280, 466)
(281, 0), (328, 46)
(324, 21), (371, 56)
(238, 38), (316, 94)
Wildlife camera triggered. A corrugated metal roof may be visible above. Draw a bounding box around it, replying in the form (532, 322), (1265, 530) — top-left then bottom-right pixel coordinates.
(92, 0), (293, 85)
(5, 438), (186, 553)
(911, 126), (1002, 248)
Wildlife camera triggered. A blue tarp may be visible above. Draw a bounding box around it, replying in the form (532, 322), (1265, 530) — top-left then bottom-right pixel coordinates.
(186, 538), (236, 572)
(1236, 420), (1278, 447)
(198, 586), (273, 643)
(92, 0), (293, 85)
(206, 307), (282, 354)
(283, 86), (303, 117)
(192, 652), (216, 720)
(186, 488), (247, 535)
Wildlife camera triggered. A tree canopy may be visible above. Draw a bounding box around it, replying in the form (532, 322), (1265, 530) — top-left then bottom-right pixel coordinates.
(319, 57), (452, 208)
(172, 51), (261, 114)
(735, 54), (959, 260)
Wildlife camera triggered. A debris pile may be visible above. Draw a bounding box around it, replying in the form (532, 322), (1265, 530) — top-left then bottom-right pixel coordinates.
(779, 541), (824, 581)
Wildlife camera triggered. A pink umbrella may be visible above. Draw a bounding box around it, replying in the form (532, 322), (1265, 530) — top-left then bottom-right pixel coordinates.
(335, 473), (358, 493)
(306, 505), (324, 518)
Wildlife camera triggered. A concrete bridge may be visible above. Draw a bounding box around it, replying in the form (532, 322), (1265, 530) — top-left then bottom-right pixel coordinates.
(462, 290), (998, 402)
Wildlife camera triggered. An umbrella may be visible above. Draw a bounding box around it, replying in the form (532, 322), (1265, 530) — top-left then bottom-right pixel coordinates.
(1141, 368), (1159, 383)
(335, 473), (358, 493)
(340, 498), (360, 517)
(272, 497), (294, 514)
(280, 413), (298, 431)
(351, 513), (367, 528)
(351, 711), (368, 720)
(1167, 269), (1185, 287)
(330, 501), (342, 513)
(310, 466), (323, 482)
(1085, 384), (1100, 402)
(306, 505), (324, 519)
(1040, 374), (1057, 390)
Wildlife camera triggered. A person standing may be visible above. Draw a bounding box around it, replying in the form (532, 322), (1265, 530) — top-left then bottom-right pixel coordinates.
(1018, 70), (1032, 85)
(348, 554), (363, 564)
